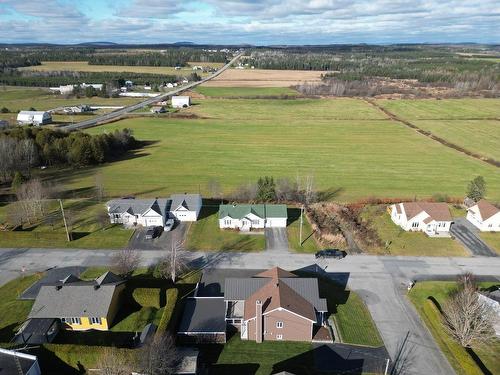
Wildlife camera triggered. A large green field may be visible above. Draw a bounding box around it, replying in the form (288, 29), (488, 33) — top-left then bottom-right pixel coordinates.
(195, 86), (299, 97)
(76, 97), (500, 202)
(376, 99), (500, 161)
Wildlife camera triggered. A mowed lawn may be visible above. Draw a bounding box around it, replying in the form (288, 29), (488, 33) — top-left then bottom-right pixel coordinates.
(375, 99), (500, 161)
(479, 232), (500, 255)
(77, 98), (500, 202)
(0, 86), (142, 112)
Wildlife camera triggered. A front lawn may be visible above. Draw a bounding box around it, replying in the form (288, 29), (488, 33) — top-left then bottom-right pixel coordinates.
(360, 205), (468, 256)
(287, 208), (321, 253)
(408, 281), (500, 375)
(185, 206), (265, 251)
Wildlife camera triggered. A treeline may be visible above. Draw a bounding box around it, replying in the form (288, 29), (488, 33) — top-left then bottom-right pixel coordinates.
(0, 127), (136, 183)
(0, 48), (95, 68)
(89, 50), (228, 66)
(0, 70), (182, 87)
(246, 49), (500, 85)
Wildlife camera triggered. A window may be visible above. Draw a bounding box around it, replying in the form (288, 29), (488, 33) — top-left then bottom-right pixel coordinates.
(276, 321), (284, 328)
(90, 317), (101, 325)
(276, 334), (283, 340)
(411, 222), (419, 228)
(224, 219), (231, 225)
(252, 220), (260, 225)
(65, 317), (81, 325)
(488, 224), (493, 228)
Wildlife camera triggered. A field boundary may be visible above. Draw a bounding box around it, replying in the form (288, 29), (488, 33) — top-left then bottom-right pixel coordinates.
(365, 99), (500, 168)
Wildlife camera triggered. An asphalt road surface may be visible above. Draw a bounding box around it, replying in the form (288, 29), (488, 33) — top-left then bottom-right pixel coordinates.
(450, 218), (496, 257)
(60, 52), (243, 131)
(2, 249), (499, 375)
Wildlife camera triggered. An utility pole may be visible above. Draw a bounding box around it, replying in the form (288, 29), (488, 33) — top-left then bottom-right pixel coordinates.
(384, 358), (390, 375)
(59, 199), (70, 242)
(299, 205), (304, 246)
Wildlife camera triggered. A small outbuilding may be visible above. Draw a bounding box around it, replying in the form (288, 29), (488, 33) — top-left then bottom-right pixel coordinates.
(17, 111), (52, 126)
(172, 96), (191, 108)
(177, 297), (226, 344)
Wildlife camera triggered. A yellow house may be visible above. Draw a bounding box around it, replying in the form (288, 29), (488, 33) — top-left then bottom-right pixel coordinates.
(28, 272), (125, 331)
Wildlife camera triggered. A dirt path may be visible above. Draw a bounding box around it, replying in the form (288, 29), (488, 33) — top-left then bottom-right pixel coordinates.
(365, 99), (500, 168)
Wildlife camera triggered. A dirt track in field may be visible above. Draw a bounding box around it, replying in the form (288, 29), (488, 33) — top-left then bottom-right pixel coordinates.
(203, 68), (327, 87)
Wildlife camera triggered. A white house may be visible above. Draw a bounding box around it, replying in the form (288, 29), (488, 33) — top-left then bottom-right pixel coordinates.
(106, 194), (202, 228)
(477, 290), (500, 336)
(390, 202), (453, 236)
(172, 96), (191, 108)
(17, 111), (52, 126)
(106, 198), (169, 228)
(466, 200), (500, 232)
(0, 348), (41, 375)
(219, 204), (288, 231)
(170, 194), (202, 222)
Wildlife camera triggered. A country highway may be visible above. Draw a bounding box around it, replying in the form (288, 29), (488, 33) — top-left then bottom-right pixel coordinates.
(61, 52), (243, 131)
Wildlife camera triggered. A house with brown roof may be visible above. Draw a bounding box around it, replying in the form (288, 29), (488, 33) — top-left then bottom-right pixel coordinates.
(390, 202), (453, 236)
(177, 267), (330, 344)
(466, 200), (500, 232)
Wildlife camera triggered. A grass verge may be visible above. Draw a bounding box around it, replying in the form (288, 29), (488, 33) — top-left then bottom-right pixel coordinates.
(287, 208), (320, 253)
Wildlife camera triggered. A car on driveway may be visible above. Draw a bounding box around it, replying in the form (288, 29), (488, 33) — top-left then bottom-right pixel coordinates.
(164, 218), (175, 232)
(145, 226), (162, 240)
(315, 249), (346, 259)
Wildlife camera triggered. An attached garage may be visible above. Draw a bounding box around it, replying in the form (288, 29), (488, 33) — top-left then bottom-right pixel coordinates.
(177, 297), (226, 344)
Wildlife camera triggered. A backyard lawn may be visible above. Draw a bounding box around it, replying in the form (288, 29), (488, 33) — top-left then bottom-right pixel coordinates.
(185, 206), (266, 251)
(408, 281), (500, 375)
(360, 205), (468, 256)
(479, 232), (500, 255)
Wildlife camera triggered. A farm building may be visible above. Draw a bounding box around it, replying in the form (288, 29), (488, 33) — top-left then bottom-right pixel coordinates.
(17, 111), (52, 126)
(81, 83), (103, 90)
(172, 96), (191, 108)
(49, 85), (74, 95)
(219, 204), (288, 231)
(63, 105), (91, 114)
(390, 202), (452, 236)
(466, 200), (500, 232)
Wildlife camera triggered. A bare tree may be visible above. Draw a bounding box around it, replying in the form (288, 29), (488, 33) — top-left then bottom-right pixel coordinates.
(6, 202), (24, 228)
(139, 333), (179, 375)
(156, 240), (189, 282)
(276, 177), (298, 202)
(95, 348), (132, 375)
(443, 273), (496, 347)
(95, 173), (106, 202)
(96, 210), (110, 230)
(112, 249), (141, 277)
(16, 179), (49, 224)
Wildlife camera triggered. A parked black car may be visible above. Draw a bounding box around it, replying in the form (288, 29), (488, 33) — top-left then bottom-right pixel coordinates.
(145, 226), (162, 240)
(315, 249), (346, 259)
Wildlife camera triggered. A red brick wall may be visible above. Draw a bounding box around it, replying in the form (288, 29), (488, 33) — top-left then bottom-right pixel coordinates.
(246, 309), (313, 342)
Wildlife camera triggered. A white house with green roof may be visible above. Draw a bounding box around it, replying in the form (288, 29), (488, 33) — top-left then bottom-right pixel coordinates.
(218, 204), (287, 231)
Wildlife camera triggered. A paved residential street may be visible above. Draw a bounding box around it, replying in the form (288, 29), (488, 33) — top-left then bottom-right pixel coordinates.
(1, 248), (499, 375)
(450, 218), (497, 257)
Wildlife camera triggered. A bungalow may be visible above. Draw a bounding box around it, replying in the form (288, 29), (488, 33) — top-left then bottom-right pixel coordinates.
(22, 272), (125, 333)
(390, 202), (453, 236)
(178, 267), (329, 344)
(106, 198), (170, 228)
(0, 348), (41, 375)
(466, 200), (500, 232)
(170, 194), (202, 222)
(218, 204), (287, 231)
(106, 194), (202, 227)
(17, 111), (52, 126)
(172, 96), (191, 108)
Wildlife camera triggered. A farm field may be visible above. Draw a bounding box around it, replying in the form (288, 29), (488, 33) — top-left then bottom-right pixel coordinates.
(18, 61), (216, 76)
(74, 97), (500, 202)
(408, 281), (500, 375)
(203, 68), (326, 87)
(194, 86), (299, 97)
(0, 86), (141, 112)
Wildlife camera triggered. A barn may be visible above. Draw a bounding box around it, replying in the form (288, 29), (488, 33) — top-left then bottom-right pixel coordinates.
(17, 111), (52, 126)
(172, 96), (191, 108)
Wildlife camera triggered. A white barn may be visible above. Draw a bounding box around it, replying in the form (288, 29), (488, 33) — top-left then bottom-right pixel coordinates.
(172, 96), (191, 108)
(390, 202), (453, 236)
(219, 204), (288, 231)
(170, 194), (202, 222)
(17, 111), (52, 126)
(466, 200), (500, 232)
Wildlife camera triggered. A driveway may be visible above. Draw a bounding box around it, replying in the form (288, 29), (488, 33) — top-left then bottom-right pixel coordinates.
(450, 218), (496, 257)
(127, 223), (188, 251)
(265, 228), (289, 252)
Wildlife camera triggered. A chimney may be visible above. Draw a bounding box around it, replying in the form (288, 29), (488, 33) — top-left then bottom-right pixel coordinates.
(256, 299), (263, 343)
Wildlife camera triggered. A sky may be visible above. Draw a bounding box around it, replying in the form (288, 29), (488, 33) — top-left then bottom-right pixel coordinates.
(0, 0), (499, 45)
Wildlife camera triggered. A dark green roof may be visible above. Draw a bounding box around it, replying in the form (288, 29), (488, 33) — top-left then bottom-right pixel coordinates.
(218, 204), (287, 220)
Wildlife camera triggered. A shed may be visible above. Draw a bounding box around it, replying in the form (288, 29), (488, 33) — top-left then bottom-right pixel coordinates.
(177, 297), (226, 343)
(13, 318), (60, 345)
(172, 96), (191, 108)
(16, 111), (52, 126)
